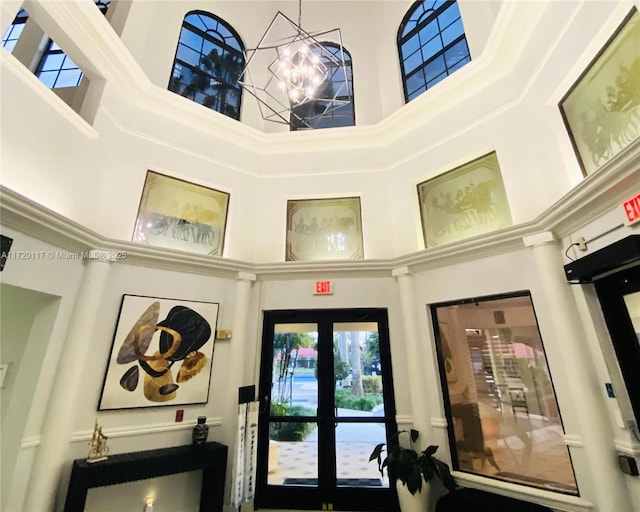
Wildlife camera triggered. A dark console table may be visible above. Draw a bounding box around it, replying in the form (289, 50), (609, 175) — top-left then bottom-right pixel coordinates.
(64, 442), (227, 512)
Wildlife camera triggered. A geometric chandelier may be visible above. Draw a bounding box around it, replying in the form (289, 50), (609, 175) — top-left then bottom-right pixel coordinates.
(238, 0), (351, 129)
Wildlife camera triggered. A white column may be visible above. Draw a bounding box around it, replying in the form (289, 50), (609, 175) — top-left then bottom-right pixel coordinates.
(392, 266), (434, 439)
(523, 232), (632, 512)
(23, 253), (115, 512)
(224, 272), (256, 507)
(224, 272), (257, 414)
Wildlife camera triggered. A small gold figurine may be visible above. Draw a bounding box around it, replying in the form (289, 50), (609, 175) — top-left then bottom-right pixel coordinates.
(87, 419), (109, 463)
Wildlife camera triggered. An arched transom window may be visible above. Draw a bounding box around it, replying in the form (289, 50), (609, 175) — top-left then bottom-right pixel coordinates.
(168, 11), (245, 120)
(398, 0), (471, 102)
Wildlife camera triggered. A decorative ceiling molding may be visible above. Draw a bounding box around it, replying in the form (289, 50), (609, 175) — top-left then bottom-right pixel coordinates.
(14, 0), (569, 161)
(8, 1), (629, 181)
(1, 139), (636, 279)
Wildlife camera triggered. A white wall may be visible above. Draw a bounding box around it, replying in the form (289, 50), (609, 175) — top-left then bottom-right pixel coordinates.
(0, 227), (85, 512)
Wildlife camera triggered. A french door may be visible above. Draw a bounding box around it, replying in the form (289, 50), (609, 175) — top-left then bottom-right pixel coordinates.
(255, 309), (398, 511)
(594, 265), (640, 427)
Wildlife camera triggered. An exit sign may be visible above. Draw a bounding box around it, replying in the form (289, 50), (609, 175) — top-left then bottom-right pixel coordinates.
(622, 193), (640, 226)
(314, 281), (333, 295)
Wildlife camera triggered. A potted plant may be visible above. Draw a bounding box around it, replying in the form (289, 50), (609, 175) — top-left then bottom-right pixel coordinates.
(369, 429), (456, 511)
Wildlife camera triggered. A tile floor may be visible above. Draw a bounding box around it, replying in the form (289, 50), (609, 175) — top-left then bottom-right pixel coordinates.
(267, 423), (576, 495)
(268, 439), (389, 487)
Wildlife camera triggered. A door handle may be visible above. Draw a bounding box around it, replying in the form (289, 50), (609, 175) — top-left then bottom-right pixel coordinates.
(259, 394), (269, 415)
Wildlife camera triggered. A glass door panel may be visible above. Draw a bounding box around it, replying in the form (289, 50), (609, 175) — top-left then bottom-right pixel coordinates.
(335, 423), (390, 487)
(267, 421), (318, 486)
(271, 324), (318, 416)
(595, 266), (640, 427)
(333, 323), (385, 418)
(333, 322), (390, 490)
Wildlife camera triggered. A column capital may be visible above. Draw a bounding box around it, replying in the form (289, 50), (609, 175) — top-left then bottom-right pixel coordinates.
(522, 231), (556, 248)
(236, 271), (256, 282)
(392, 266), (411, 278)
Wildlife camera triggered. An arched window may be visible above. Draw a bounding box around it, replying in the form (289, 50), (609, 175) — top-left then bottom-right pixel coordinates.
(1, 9), (28, 52)
(398, 0), (471, 102)
(168, 11), (245, 121)
(35, 1), (110, 89)
(290, 43), (354, 131)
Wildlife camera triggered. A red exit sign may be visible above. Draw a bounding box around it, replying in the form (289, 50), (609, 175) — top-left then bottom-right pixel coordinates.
(314, 281), (333, 295)
(622, 193), (640, 226)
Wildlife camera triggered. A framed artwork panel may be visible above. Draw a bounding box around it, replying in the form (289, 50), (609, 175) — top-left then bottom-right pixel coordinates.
(560, 8), (639, 176)
(98, 295), (219, 410)
(417, 152), (512, 247)
(133, 170), (230, 256)
(286, 197), (363, 261)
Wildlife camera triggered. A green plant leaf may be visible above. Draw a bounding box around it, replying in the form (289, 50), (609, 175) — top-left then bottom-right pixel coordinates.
(369, 443), (384, 462)
(405, 469), (423, 495)
(423, 445), (438, 457)
(368, 429), (456, 494)
(433, 457), (457, 492)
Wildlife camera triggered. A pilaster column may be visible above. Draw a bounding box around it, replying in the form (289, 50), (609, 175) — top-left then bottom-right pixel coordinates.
(24, 251), (116, 512)
(224, 272), (257, 413)
(392, 266), (433, 438)
(523, 232), (631, 512)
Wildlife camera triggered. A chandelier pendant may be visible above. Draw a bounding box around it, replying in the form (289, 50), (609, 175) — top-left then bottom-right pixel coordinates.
(239, 1), (351, 128)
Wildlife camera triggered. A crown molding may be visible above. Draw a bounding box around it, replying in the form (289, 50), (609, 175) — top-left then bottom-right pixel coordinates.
(535, 138), (639, 238)
(1, 140), (635, 278)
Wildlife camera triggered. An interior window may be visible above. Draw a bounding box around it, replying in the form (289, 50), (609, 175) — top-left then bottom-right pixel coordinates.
(431, 292), (578, 495)
(1, 8), (28, 53)
(35, 1), (110, 89)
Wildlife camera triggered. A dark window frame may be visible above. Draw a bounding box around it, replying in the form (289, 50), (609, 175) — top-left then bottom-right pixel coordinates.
(35, 1), (110, 89)
(1, 8), (28, 52)
(168, 10), (245, 121)
(430, 290), (579, 496)
(255, 308), (398, 511)
(397, 0), (471, 103)
(594, 265), (640, 427)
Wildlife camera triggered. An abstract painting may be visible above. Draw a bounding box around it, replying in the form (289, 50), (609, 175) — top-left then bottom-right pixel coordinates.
(98, 295), (219, 410)
(560, 8), (639, 176)
(286, 197), (363, 261)
(133, 171), (230, 256)
(417, 152), (512, 247)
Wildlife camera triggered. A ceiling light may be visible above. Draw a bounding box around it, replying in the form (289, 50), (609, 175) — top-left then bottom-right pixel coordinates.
(239, 0), (351, 129)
